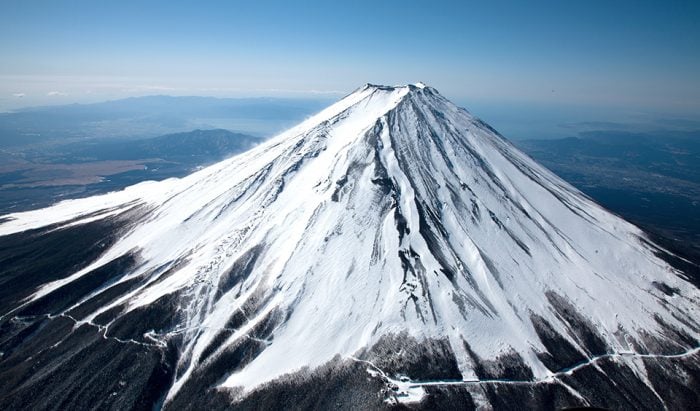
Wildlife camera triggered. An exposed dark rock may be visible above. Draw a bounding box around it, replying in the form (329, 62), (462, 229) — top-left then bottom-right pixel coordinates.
(463, 340), (534, 381)
(652, 281), (680, 297)
(215, 244), (265, 302)
(530, 313), (588, 371)
(545, 291), (610, 356)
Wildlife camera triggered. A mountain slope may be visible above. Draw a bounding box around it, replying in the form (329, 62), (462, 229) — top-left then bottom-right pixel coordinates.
(0, 83), (698, 410)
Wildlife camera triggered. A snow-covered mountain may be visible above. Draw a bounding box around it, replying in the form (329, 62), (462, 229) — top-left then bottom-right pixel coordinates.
(0, 83), (698, 410)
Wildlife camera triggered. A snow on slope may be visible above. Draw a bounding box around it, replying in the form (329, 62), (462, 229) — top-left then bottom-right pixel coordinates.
(1, 83), (698, 404)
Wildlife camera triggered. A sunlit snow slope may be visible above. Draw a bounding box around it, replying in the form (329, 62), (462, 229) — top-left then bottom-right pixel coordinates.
(1, 83), (698, 410)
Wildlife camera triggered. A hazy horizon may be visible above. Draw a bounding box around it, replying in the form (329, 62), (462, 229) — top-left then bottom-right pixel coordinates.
(3, 91), (698, 141)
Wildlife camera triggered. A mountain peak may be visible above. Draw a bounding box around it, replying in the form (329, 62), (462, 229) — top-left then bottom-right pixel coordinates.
(0, 83), (698, 409)
(359, 81), (433, 94)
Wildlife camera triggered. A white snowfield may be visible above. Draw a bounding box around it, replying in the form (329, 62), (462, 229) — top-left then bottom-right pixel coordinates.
(1, 83), (698, 402)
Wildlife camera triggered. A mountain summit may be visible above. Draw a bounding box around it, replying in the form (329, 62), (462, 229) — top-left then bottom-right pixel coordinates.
(1, 84), (698, 409)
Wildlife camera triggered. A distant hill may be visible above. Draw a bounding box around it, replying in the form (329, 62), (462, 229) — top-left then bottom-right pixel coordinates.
(0, 95), (331, 148)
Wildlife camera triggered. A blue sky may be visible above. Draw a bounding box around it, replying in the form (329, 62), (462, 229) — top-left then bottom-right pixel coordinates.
(1, 0), (699, 127)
